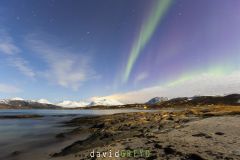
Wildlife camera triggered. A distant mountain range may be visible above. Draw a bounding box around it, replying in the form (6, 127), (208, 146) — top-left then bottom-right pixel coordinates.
(0, 97), (124, 109)
(88, 98), (123, 106)
(56, 98), (123, 108)
(148, 94), (240, 108)
(0, 98), (60, 109)
(0, 94), (239, 109)
(57, 101), (89, 108)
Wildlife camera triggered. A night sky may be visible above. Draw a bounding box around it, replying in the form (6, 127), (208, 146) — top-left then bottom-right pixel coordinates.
(0, 0), (240, 103)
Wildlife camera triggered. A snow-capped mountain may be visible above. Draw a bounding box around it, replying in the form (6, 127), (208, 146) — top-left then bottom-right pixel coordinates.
(0, 97), (25, 104)
(34, 99), (52, 104)
(0, 97), (60, 109)
(0, 97), (52, 105)
(57, 100), (89, 108)
(10, 97), (24, 101)
(146, 97), (168, 105)
(0, 97), (123, 108)
(0, 99), (9, 104)
(57, 98), (123, 108)
(88, 98), (123, 106)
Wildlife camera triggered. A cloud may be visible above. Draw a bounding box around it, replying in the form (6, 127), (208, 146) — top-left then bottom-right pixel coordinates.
(134, 72), (148, 83)
(0, 28), (35, 78)
(7, 57), (35, 78)
(106, 71), (240, 103)
(26, 35), (97, 90)
(0, 29), (20, 55)
(0, 29), (96, 89)
(0, 83), (21, 93)
(0, 42), (20, 55)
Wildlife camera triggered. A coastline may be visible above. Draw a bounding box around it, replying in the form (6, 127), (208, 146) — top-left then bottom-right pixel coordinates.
(53, 106), (239, 160)
(2, 105), (240, 160)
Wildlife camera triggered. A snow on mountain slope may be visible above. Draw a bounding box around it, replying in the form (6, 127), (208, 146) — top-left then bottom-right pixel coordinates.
(57, 97), (123, 108)
(10, 97), (24, 101)
(0, 97), (25, 104)
(0, 97), (60, 109)
(35, 99), (52, 104)
(57, 101), (89, 108)
(0, 99), (9, 104)
(146, 97), (168, 104)
(0, 98), (52, 105)
(88, 98), (123, 106)
(0, 97), (124, 108)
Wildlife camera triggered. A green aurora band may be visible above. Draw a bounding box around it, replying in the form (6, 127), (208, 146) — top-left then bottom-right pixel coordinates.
(166, 66), (234, 87)
(123, 0), (173, 82)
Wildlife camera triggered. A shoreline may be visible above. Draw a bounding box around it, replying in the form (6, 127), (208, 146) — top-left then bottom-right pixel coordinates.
(2, 105), (240, 160)
(0, 114), (44, 119)
(52, 105), (240, 160)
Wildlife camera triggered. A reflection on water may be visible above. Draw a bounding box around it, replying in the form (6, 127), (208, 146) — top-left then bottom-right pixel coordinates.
(0, 109), (152, 158)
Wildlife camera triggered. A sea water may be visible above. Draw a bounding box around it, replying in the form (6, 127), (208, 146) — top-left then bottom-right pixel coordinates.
(0, 109), (152, 159)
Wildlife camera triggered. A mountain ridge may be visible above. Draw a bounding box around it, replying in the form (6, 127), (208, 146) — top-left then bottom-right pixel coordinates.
(0, 97), (124, 109)
(0, 94), (239, 109)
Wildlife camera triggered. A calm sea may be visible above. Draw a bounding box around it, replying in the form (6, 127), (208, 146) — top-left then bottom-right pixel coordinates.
(0, 109), (151, 159)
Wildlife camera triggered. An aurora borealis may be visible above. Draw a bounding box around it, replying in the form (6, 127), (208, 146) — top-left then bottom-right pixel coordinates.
(123, 0), (173, 82)
(0, 0), (240, 103)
